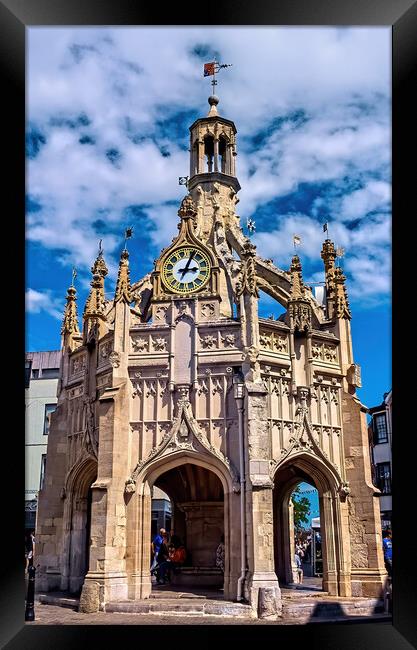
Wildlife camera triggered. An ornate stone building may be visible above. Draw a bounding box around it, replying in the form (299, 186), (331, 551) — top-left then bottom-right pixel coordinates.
(36, 93), (387, 617)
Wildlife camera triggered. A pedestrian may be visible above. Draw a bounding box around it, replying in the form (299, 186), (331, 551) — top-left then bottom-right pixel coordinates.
(150, 528), (166, 575)
(154, 532), (170, 584)
(295, 552), (303, 584)
(216, 534), (225, 573)
(382, 529), (392, 577)
(157, 539), (186, 584)
(25, 530), (35, 568)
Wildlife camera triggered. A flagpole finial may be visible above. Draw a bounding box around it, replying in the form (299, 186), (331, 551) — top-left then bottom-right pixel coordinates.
(124, 226), (134, 251)
(208, 94), (219, 116)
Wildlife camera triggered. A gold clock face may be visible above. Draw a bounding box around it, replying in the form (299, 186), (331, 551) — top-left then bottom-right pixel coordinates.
(161, 246), (211, 294)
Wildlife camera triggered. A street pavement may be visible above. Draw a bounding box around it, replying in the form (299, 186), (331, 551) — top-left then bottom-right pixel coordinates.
(26, 602), (391, 626)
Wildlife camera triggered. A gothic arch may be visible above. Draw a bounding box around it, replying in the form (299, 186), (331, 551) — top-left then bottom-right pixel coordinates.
(139, 449), (234, 496)
(128, 452), (233, 599)
(272, 450), (339, 496)
(273, 451), (349, 596)
(61, 456), (97, 593)
(64, 456), (98, 498)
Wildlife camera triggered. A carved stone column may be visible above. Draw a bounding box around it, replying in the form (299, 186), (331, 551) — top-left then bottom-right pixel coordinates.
(126, 483), (152, 599)
(244, 382), (282, 618)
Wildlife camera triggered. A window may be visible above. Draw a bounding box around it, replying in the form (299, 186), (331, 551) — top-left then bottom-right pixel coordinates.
(41, 368), (60, 379)
(25, 360), (32, 388)
(40, 454), (47, 490)
(43, 404), (56, 435)
(376, 462), (392, 495)
(373, 413), (388, 444)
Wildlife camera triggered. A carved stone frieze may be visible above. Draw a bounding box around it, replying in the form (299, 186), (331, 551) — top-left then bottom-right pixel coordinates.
(108, 351), (121, 368)
(200, 302), (215, 319)
(154, 305), (169, 322)
(131, 336), (149, 353)
(311, 340), (338, 364)
(200, 334), (217, 349)
(96, 372), (112, 389)
(68, 384), (84, 400)
(70, 354), (86, 376)
(221, 332), (236, 348)
(99, 342), (111, 362)
(152, 335), (168, 352)
(259, 331), (288, 353)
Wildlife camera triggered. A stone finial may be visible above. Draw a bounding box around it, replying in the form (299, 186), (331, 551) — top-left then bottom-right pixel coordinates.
(178, 194), (197, 219)
(208, 94), (219, 117)
(91, 251), (108, 278)
(289, 254), (305, 300)
(114, 249), (132, 304)
(84, 250), (108, 318)
(288, 255), (312, 333)
(321, 238), (336, 275)
(334, 267), (351, 320)
(61, 285), (80, 336)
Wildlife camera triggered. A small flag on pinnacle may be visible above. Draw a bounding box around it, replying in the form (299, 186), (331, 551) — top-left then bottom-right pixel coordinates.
(125, 227), (133, 240)
(323, 223), (328, 233)
(204, 62), (216, 77)
(293, 234), (302, 246)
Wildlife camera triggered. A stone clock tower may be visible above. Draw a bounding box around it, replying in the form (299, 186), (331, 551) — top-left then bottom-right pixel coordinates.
(35, 92), (387, 618)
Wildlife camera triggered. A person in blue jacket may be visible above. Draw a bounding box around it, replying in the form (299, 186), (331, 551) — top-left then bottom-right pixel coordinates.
(382, 529), (392, 577)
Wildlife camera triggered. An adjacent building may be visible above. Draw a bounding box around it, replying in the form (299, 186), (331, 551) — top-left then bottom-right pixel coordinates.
(25, 351), (60, 530)
(368, 390), (392, 530)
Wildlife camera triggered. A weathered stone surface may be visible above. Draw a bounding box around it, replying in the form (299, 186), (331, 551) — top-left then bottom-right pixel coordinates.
(258, 587), (282, 619)
(79, 581), (100, 613)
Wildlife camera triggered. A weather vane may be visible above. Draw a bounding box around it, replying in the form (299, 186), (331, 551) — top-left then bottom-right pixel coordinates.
(98, 239), (103, 257)
(323, 222), (330, 239)
(71, 267), (77, 287)
(247, 218), (256, 235)
(203, 59), (233, 94)
(293, 234), (302, 251)
(336, 246), (345, 266)
(124, 226), (134, 250)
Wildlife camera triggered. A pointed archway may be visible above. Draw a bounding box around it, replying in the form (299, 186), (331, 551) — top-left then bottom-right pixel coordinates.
(61, 457), (97, 593)
(273, 452), (351, 597)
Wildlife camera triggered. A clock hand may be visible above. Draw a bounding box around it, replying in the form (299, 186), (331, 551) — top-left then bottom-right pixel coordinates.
(178, 266), (198, 274)
(179, 251), (196, 279)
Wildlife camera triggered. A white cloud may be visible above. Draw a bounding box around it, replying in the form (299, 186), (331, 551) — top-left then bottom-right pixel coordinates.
(26, 288), (64, 320)
(27, 26), (391, 307)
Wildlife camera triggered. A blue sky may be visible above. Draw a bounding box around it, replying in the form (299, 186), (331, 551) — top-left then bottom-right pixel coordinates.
(26, 27), (391, 409)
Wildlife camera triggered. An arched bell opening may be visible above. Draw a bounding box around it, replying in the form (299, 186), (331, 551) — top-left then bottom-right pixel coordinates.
(204, 135), (215, 173)
(273, 454), (341, 596)
(218, 135), (228, 173)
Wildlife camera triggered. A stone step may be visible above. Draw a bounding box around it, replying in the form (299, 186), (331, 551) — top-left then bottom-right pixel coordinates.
(150, 591), (208, 599)
(105, 598), (254, 618)
(38, 594), (79, 610)
(282, 597), (385, 620)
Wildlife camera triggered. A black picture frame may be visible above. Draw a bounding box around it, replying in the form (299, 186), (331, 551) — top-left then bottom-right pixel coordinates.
(2, 0), (416, 648)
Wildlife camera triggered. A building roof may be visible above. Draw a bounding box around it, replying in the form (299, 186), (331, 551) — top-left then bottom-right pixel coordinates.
(25, 350), (61, 370)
